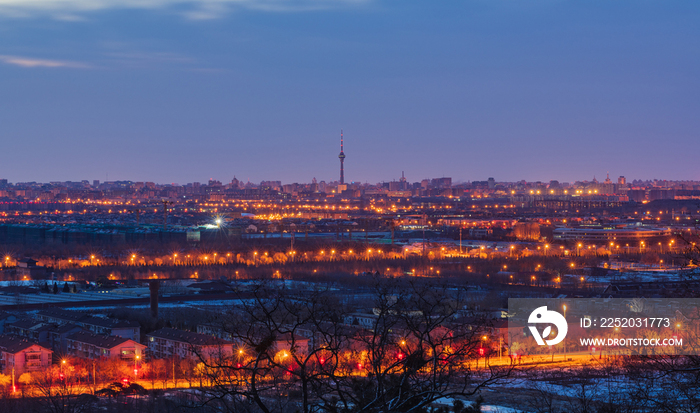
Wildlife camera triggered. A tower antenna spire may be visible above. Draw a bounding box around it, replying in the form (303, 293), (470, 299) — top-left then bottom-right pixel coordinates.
(338, 130), (346, 184)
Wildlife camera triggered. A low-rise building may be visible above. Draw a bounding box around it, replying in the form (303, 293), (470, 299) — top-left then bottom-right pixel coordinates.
(0, 312), (18, 334)
(552, 225), (672, 242)
(47, 324), (83, 353)
(147, 327), (233, 360)
(6, 319), (52, 343)
(344, 313), (379, 329)
(199, 323), (319, 355)
(36, 309), (140, 342)
(0, 334), (52, 375)
(271, 332), (309, 357)
(16, 258), (47, 278)
(66, 330), (146, 360)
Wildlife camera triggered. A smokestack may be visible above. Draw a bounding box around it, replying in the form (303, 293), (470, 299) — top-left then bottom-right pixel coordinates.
(149, 280), (160, 319)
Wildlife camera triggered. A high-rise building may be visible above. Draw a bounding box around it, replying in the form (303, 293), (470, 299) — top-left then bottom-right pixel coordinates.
(399, 171), (407, 190)
(431, 177), (452, 189)
(488, 177), (496, 189)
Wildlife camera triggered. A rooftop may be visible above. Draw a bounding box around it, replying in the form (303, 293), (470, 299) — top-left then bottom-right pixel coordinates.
(67, 330), (140, 349)
(0, 334), (48, 354)
(37, 308), (139, 328)
(148, 327), (231, 346)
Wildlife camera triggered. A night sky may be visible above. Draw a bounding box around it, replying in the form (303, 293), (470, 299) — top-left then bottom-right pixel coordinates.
(1, 0), (698, 184)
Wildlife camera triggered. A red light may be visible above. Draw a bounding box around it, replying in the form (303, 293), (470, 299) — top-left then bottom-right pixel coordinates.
(397, 352), (404, 360)
(134, 369), (138, 375)
(319, 357), (325, 365)
(236, 363), (242, 368)
(478, 348), (485, 356)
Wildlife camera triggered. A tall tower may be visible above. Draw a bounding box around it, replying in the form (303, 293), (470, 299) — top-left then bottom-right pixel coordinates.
(338, 130), (346, 184)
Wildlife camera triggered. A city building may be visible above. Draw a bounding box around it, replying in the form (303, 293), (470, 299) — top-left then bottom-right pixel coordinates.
(552, 226), (672, 242)
(47, 324), (83, 354)
(5, 320), (52, 343)
(36, 309), (140, 342)
(147, 327), (233, 360)
(0, 312), (19, 334)
(66, 330), (146, 360)
(0, 335), (53, 375)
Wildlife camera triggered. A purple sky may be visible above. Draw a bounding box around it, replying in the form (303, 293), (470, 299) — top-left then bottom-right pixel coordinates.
(1, 0), (699, 185)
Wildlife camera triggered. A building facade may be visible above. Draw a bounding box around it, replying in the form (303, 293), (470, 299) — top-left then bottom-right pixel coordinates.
(0, 335), (52, 375)
(66, 330), (146, 360)
(147, 328), (233, 360)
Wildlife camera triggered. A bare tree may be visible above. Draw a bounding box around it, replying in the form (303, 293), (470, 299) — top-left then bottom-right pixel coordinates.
(190, 279), (514, 413)
(624, 355), (700, 413)
(31, 365), (96, 413)
(318, 280), (514, 412)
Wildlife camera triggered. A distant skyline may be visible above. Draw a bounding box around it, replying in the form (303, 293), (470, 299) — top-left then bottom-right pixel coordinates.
(3, 173), (697, 187)
(1, 1), (699, 184)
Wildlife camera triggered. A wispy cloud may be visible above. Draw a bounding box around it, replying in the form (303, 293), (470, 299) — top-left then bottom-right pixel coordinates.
(96, 40), (200, 67)
(0, 0), (370, 20)
(0, 54), (89, 68)
(103, 50), (203, 70)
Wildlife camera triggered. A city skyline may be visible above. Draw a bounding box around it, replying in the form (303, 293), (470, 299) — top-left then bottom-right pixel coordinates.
(1, 1), (699, 184)
(2, 172), (699, 187)
(2, 170), (700, 186)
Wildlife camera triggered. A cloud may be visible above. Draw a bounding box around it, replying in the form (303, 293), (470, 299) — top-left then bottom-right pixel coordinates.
(0, 54), (90, 68)
(102, 50), (198, 69)
(0, 0), (370, 19)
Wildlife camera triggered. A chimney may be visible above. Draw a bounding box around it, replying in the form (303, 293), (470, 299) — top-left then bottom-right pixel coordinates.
(149, 280), (160, 319)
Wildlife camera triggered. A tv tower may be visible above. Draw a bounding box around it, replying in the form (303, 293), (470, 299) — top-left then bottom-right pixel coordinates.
(338, 130), (346, 184)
